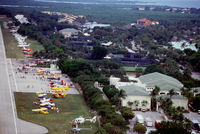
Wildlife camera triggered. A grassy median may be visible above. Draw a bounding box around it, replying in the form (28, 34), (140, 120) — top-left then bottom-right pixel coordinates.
(14, 92), (98, 134)
(2, 28), (25, 59)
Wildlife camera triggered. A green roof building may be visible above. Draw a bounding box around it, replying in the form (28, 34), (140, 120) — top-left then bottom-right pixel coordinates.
(139, 72), (183, 94)
(119, 84), (151, 110)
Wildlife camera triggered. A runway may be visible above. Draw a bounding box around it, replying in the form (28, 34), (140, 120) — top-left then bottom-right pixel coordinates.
(0, 26), (48, 134)
(0, 26), (18, 134)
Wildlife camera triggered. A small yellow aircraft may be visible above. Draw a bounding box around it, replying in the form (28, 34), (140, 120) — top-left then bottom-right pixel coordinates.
(32, 107), (49, 114)
(51, 85), (69, 91)
(52, 91), (66, 98)
(37, 70), (47, 75)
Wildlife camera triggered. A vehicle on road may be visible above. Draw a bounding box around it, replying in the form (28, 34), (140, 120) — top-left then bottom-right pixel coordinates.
(145, 117), (153, 127)
(191, 120), (200, 132)
(136, 114), (144, 124)
(155, 120), (162, 128)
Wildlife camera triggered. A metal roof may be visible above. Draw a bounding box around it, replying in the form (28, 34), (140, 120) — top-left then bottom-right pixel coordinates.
(119, 84), (149, 96)
(139, 72), (183, 91)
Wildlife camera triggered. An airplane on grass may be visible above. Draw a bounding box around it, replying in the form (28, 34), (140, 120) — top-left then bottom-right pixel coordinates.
(32, 107), (49, 114)
(70, 116), (96, 133)
(52, 91), (66, 98)
(72, 116), (97, 124)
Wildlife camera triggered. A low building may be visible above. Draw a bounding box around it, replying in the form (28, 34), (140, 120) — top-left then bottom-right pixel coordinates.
(101, 41), (113, 47)
(137, 18), (159, 27)
(15, 14), (29, 24)
(139, 72), (183, 94)
(50, 64), (61, 74)
(157, 94), (188, 110)
(110, 72), (188, 111)
(59, 28), (78, 38)
(119, 84), (151, 110)
(191, 87), (200, 96)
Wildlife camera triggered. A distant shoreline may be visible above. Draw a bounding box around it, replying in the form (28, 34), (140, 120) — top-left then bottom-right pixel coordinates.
(33, 0), (200, 8)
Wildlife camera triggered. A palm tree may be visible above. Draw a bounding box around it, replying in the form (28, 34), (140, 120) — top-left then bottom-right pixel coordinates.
(151, 86), (160, 98)
(169, 89), (176, 99)
(133, 100), (140, 110)
(141, 100), (148, 107)
(150, 86), (160, 110)
(128, 101), (133, 108)
(118, 89), (127, 99)
(118, 89), (127, 106)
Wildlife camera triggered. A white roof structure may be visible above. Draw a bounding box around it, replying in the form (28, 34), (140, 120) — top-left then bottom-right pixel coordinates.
(102, 41), (112, 46)
(15, 14), (29, 24)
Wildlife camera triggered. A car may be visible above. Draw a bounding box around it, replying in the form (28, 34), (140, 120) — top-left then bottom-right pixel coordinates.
(145, 117), (153, 127)
(191, 130), (197, 134)
(198, 110), (200, 114)
(183, 110), (190, 113)
(136, 114), (144, 124)
(141, 108), (146, 112)
(155, 120), (162, 128)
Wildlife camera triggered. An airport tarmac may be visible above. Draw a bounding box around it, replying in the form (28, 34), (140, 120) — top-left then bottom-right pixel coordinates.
(7, 58), (79, 94)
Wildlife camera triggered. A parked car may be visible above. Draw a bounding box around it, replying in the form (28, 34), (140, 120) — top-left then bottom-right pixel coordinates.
(145, 117), (153, 127)
(136, 114), (144, 124)
(191, 120), (200, 132)
(155, 120), (162, 128)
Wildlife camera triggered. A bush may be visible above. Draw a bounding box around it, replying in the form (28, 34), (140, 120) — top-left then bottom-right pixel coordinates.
(120, 106), (134, 120)
(133, 123), (147, 134)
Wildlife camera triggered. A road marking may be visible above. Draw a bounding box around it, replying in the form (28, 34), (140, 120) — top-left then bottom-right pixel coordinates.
(9, 59), (18, 92)
(0, 26), (18, 134)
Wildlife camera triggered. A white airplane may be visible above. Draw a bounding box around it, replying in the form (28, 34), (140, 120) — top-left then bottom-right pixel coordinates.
(72, 116), (96, 124)
(38, 93), (47, 98)
(40, 98), (51, 103)
(17, 43), (30, 48)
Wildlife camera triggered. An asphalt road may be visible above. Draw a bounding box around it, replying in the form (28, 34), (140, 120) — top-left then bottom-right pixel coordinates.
(0, 26), (48, 134)
(0, 26), (18, 134)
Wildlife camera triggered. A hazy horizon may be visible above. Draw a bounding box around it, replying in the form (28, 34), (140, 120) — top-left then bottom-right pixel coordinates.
(34, 0), (200, 8)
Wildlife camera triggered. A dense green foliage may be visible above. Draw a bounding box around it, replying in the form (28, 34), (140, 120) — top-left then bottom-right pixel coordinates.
(57, 58), (128, 134)
(91, 45), (108, 60)
(120, 106), (134, 121)
(152, 121), (191, 134)
(133, 123), (147, 134)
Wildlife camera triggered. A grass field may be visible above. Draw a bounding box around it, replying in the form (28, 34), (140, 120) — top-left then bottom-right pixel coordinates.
(27, 39), (44, 53)
(2, 28), (25, 59)
(14, 92), (98, 134)
(122, 66), (146, 72)
(0, 21), (3, 27)
(2, 27), (45, 58)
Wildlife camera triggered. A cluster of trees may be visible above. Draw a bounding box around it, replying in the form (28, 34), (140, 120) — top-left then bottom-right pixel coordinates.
(57, 58), (131, 134)
(103, 85), (126, 106)
(151, 121), (191, 134)
(92, 60), (127, 80)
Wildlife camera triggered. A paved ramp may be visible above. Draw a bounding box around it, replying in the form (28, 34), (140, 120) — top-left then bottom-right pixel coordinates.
(0, 26), (48, 134)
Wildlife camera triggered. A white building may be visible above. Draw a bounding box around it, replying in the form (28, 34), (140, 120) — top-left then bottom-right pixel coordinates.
(15, 14), (29, 24)
(156, 94), (188, 110)
(59, 28), (78, 38)
(139, 72), (183, 95)
(119, 84), (151, 110)
(110, 72), (188, 110)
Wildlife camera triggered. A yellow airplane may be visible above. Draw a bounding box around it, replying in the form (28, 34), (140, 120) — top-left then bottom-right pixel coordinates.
(51, 86), (69, 91)
(37, 71), (47, 75)
(52, 91), (66, 98)
(32, 107), (49, 114)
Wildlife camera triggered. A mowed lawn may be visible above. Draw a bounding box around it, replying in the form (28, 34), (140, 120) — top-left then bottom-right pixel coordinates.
(2, 28), (25, 59)
(14, 92), (98, 134)
(27, 39), (44, 53)
(2, 27), (44, 58)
